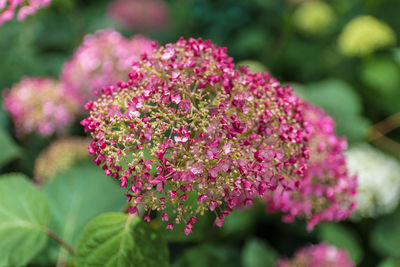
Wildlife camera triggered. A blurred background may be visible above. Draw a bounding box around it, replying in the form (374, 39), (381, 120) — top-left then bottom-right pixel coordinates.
(1, 0), (400, 266)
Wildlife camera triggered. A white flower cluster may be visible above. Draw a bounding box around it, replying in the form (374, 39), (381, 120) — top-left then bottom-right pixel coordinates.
(346, 144), (400, 219)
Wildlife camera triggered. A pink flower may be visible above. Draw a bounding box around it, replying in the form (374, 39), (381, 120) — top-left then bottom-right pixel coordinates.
(264, 102), (357, 230)
(209, 201), (218, 211)
(128, 206), (138, 214)
(197, 194), (209, 204)
(3, 77), (78, 137)
(83, 37), (308, 233)
(179, 99), (191, 111)
(0, 0), (50, 26)
(61, 29), (155, 107)
(107, 0), (170, 31)
(277, 243), (355, 267)
(161, 213), (169, 221)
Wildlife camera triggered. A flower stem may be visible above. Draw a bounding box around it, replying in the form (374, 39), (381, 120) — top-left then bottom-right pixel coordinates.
(45, 228), (75, 255)
(369, 112), (400, 141)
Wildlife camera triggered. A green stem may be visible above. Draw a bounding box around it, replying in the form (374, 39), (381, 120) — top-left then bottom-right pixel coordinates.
(45, 228), (75, 256)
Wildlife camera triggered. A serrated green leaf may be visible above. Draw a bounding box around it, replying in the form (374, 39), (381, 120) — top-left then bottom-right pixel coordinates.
(241, 238), (278, 267)
(42, 164), (126, 263)
(317, 223), (363, 264)
(0, 173), (50, 266)
(0, 129), (20, 168)
(75, 212), (169, 267)
(371, 209), (400, 257)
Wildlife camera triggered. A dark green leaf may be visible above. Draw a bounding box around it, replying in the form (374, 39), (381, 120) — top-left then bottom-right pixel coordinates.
(222, 208), (257, 237)
(0, 129), (20, 168)
(378, 258), (400, 267)
(371, 209), (400, 257)
(241, 238), (278, 267)
(173, 244), (240, 267)
(360, 58), (400, 95)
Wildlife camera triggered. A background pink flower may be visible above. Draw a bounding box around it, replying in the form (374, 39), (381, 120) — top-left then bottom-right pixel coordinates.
(277, 243), (355, 267)
(3, 77), (78, 137)
(0, 0), (50, 26)
(107, 0), (170, 31)
(61, 29), (155, 107)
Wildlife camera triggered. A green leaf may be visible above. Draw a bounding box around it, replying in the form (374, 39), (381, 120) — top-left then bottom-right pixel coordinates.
(360, 58), (400, 95)
(0, 108), (9, 129)
(222, 207), (258, 237)
(241, 238), (278, 267)
(237, 60), (268, 73)
(232, 27), (269, 58)
(378, 258), (400, 267)
(317, 223), (363, 264)
(0, 129), (20, 168)
(0, 173), (50, 266)
(304, 79), (362, 118)
(75, 212), (169, 267)
(42, 164), (126, 263)
(173, 244), (241, 267)
(371, 209), (400, 257)
(335, 115), (370, 142)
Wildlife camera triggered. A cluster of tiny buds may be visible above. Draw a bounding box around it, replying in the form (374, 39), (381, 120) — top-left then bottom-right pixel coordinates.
(265, 103), (357, 231)
(82, 37), (309, 234)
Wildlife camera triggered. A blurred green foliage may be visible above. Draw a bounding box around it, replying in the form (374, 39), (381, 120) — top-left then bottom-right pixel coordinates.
(1, 0), (400, 266)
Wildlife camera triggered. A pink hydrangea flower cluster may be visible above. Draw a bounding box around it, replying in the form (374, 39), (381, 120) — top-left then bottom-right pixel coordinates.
(264, 103), (357, 230)
(82, 37), (308, 234)
(277, 243), (355, 267)
(107, 0), (169, 31)
(0, 0), (50, 25)
(3, 77), (77, 137)
(61, 29), (156, 107)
